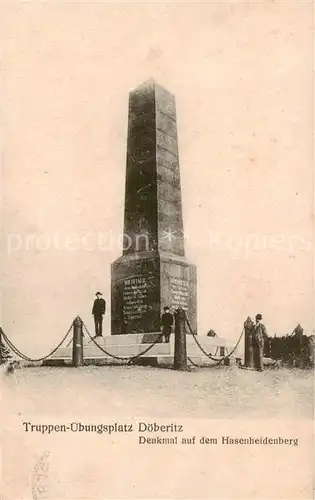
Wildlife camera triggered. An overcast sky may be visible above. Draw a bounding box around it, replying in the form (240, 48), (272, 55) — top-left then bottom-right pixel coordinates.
(1, 1), (313, 353)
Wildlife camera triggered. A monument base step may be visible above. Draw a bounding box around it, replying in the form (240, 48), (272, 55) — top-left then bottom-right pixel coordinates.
(47, 332), (238, 365)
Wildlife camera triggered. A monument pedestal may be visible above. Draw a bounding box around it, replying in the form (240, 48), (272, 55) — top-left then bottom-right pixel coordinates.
(111, 251), (197, 335)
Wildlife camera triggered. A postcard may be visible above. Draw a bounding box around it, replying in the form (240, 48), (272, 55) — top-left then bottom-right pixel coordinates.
(1, 1), (313, 499)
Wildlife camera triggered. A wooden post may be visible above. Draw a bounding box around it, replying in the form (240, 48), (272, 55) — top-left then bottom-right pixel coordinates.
(72, 316), (84, 367)
(244, 316), (255, 369)
(174, 308), (188, 371)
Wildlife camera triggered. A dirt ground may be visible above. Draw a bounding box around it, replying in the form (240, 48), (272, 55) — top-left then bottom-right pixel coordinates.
(2, 364), (313, 419)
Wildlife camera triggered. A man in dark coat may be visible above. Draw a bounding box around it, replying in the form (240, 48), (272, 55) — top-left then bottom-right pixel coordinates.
(92, 292), (106, 337)
(252, 313), (267, 371)
(161, 306), (174, 343)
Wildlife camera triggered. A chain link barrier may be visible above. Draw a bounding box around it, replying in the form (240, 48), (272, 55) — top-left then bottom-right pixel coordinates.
(187, 355), (223, 368)
(1, 313), (244, 368)
(187, 356), (199, 367)
(185, 315), (244, 364)
(82, 322), (163, 363)
(0, 322), (73, 363)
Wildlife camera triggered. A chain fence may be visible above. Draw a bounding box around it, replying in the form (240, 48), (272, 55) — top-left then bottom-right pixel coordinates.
(186, 355), (223, 368)
(0, 313), (245, 368)
(185, 314), (244, 365)
(82, 322), (163, 364)
(0, 312), (246, 369)
(0, 319), (163, 366)
(0, 322), (73, 363)
(0, 316), (295, 370)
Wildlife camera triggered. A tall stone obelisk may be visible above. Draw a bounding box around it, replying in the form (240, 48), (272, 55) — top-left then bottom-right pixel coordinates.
(111, 80), (197, 334)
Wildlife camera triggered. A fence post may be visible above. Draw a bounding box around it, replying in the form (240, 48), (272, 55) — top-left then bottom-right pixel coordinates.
(72, 316), (84, 367)
(174, 308), (188, 371)
(244, 316), (255, 369)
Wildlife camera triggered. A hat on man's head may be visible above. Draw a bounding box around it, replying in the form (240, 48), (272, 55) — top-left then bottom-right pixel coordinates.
(164, 306), (170, 311)
(96, 292), (102, 296)
(255, 313), (262, 320)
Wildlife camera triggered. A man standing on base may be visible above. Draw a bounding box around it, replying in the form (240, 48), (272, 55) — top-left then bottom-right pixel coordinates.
(252, 313), (267, 371)
(92, 292), (106, 337)
(161, 306), (174, 343)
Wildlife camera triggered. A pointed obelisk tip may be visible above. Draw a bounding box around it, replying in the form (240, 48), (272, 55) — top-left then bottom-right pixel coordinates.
(144, 77), (157, 85)
(138, 77), (158, 88)
(133, 78), (173, 95)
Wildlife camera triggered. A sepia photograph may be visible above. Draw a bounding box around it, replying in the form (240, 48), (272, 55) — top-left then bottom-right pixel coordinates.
(1, 1), (313, 499)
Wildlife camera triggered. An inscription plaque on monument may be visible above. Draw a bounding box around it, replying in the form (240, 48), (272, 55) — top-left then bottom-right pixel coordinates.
(123, 277), (149, 321)
(111, 80), (197, 334)
(170, 277), (189, 311)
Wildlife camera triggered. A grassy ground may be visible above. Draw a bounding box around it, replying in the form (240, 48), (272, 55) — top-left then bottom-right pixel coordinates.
(2, 364), (313, 419)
